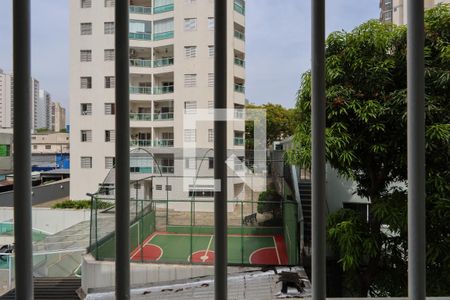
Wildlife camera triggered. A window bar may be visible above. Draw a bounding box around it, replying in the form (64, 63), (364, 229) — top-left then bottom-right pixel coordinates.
(214, 0), (228, 299)
(115, 0), (131, 299)
(13, 0), (34, 299)
(311, 0), (326, 299)
(407, 0), (426, 299)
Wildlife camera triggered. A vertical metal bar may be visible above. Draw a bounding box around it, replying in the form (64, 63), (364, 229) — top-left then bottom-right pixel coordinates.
(13, 0), (33, 298)
(407, 0), (426, 299)
(115, 0), (130, 298)
(214, 0), (228, 298)
(311, 0), (326, 299)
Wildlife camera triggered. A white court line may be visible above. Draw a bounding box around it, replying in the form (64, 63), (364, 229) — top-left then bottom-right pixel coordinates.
(273, 236), (281, 264)
(130, 233), (160, 259)
(202, 235), (214, 261)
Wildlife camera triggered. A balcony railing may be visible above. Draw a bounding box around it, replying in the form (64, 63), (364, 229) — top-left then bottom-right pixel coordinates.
(153, 4), (174, 14)
(129, 32), (152, 41)
(153, 57), (174, 68)
(234, 2), (245, 15)
(129, 113), (152, 121)
(160, 166), (175, 174)
(234, 57), (245, 67)
(130, 59), (152, 68)
(129, 86), (152, 94)
(153, 139), (174, 147)
(129, 5), (152, 14)
(130, 166), (153, 174)
(130, 140), (152, 147)
(153, 31), (174, 41)
(153, 85), (174, 94)
(234, 30), (245, 41)
(234, 84), (245, 93)
(153, 112), (174, 121)
(234, 109), (244, 119)
(234, 137), (245, 146)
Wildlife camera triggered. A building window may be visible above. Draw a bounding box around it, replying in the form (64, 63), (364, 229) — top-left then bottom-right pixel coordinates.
(104, 49), (115, 61)
(80, 50), (92, 62)
(105, 157), (116, 169)
(155, 185), (162, 191)
(81, 103), (92, 115)
(81, 0), (92, 8)
(81, 130), (92, 142)
(32, 145), (37, 150)
(184, 74), (197, 87)
(189, 190), (214, 198)
(208, 157), (214, 169)
(208, 73), (214, 87)
(184, 101), (197, 114)
(105, 103), (116, 115)
(208, 101), (214, 113)
(105, 130), (116, 142)
(105, 76), (115, 88)
(185, 0), (196, 3)
(184, 46), (197, 58)
(45, 145), (51, 150)
(208, 129), (214, 142)
(208, 17), (215, 30)
(80, 77), (92, 89)
(184, 129), (196, 142)
(80, 23), (92, 35)
(81, 156), (92, 168)
(184, 18), (197, 31)
(208, 45), (214, 57)
(105, 0), (115, 7)
(104, 22), (115, 34)
(166, 185), (172, 191)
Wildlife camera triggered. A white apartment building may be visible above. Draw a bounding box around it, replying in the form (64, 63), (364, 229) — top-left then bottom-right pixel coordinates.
(51, 101), (67, 132)
(37, 89), (52, 130)
(0, 68), (40, 130)
(380, 0), (450, 24)
(70, 0), (247, 203)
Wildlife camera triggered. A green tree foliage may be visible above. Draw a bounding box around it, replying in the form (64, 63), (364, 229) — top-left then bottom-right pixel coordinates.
(245, 103), (296, 151)
(289, 5), (450, 296)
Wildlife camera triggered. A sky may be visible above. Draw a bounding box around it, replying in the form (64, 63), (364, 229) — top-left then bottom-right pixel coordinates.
(0, 0), (379, 112)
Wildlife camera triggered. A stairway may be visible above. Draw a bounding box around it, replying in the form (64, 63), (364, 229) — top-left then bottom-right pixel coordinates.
(298, 181), (312, 247)
(0, 277), (81, 300)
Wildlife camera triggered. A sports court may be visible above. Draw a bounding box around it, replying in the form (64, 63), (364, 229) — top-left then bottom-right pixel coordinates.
(130, 232), (288, 265)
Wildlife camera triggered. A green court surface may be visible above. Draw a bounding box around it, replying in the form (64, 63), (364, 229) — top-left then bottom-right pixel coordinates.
(130, 232), (288, 265)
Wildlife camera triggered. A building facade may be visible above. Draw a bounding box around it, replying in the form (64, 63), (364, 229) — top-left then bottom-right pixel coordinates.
(51, 101), (67, 132)
(31, 132), (70, 155)
(380, 0), (450, 24)
(69, 0), (247, 201)
(37, 89), (52, 130)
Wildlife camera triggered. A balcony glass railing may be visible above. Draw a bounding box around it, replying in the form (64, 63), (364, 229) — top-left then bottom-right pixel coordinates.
(153, 85), (174, 94)
(153, 112), (174, 121)
(234, 137), (245, 146)
(129, 86), (152, 94)
(153, 31), (174, 41)
(153, 4), (174, 14)
(234, 2), (245, 15)
(130, 59), (152, 68)
(153, 139), (174, 147)
(130, 140), (152, 147)
(129, 5), (152, 14)
(234, 57), (245, 67)
(234, 109), (244, 119)
(153, 57), (174, 67)
(129, 113), (152, 121)
(160, 166), (175, 174)
(234, 30), (245, 41)
(234, 84), (245, 93)
(129, 32), (152, 40)
(130, 166), (153, 174)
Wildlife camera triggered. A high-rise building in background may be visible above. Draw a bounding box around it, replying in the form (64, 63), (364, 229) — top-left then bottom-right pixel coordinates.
(37, 89), (52, 130)
(380, 0), (450, 24)
(69, 0), (247, 199)
(0, 68), (40, 130)
(51, 101), (67, 132)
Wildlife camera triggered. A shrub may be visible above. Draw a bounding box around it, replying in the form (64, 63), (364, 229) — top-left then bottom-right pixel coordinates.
(52, 200), (113, 210)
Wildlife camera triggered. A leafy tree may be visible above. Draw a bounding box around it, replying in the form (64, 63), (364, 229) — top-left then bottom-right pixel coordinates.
(289, 5), (450, 296)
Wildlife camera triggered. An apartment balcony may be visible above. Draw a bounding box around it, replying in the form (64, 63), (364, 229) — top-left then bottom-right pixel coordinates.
(153, 3), (174, 14)
(129, 86), (152, 95)
(130, 59), (152, 68)
(153, 31), (174, 41)
(234, 30), (245, 41)
(129, 113), (152, 121)
(153, 112), (174, 121)
(234, 108), (245, 119)
(130, 139), (152, 147)
(234, 137), (245, 146)
(234, 57), (245, 68)
(153, 85), (174, 95)
(159, 165), (175, 174)
(153, 139), (174, 148)
(129, 32), (152, 41)
(153, 57), (174, 68)
(234, 84), (245, 93)
(234, 0), (245, 15)
(129, 5), (152, 15)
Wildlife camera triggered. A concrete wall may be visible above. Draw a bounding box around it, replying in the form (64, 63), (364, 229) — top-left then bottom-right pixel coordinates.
(0, 179), (69, 207)
(0, 207), (90, 234)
